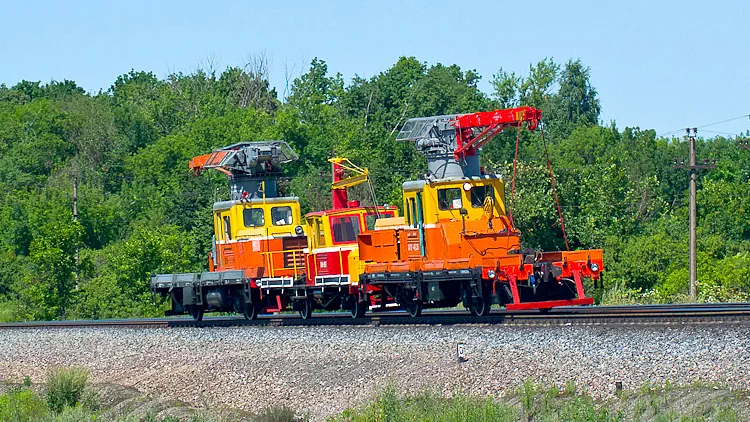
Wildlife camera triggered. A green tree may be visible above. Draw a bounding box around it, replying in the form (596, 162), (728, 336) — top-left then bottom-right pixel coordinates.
(20, 221), (83, 320)
(545, 59), (601, 139)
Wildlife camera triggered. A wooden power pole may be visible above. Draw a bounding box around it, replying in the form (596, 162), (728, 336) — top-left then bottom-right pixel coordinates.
(688, 129), (697, 301)
(673, 128), (715, 301)
(73, 178), (79, 289)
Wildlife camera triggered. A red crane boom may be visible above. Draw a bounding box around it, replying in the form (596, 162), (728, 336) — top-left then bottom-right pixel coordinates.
(453, 106), (542, 160)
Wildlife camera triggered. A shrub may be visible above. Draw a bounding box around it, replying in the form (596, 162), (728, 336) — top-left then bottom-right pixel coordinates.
(599, 282), (645, 305)
(556, 395), (619, 422)
(0, 387), (47, 422)
(0, 301), (18, 322)
(518, 379), (536, 419)
(45, 367), (90, 413)
(563, 380), (577, 396)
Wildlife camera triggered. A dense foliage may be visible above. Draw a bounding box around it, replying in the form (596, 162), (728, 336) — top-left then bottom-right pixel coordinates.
(0, 57), (748, 320)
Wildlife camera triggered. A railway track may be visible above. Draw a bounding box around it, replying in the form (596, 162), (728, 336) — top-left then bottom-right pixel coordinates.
(1, 303), (750, 329)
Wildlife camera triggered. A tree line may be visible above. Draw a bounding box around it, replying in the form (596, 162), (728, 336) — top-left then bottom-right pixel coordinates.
(0, 56), (747, 321)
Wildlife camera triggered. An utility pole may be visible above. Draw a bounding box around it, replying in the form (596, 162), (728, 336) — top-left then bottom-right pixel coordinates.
(673, 128), (716, 301)
(73, 177), (79, 289)
(688, 128), (696, 301)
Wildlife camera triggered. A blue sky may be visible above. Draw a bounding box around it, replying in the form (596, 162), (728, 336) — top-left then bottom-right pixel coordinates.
(2, 0), (748, 137)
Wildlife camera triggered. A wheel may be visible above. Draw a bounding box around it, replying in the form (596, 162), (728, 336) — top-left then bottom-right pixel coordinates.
(299, 298), (313, 320)
(350, 296), (366, 319)
(470, 296), (491, 317)
(406, 299), (422, 318)
(189, 305), (204, 322)
(243, 300), (260, 320)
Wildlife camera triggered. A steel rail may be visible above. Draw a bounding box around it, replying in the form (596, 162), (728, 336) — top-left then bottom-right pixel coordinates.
(2, 303), (750, 329)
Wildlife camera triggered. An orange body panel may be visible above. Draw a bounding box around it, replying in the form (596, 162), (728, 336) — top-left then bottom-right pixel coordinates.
(213, 236), (306, 281)
(361, 218), (523, 273)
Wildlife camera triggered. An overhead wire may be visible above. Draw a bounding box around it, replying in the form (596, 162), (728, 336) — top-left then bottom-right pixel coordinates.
(697, 129), (740, 136)
(658, 114), (750, 137)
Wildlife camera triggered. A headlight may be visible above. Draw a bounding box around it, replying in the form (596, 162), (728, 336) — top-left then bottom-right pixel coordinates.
(487, 270), (496, 279)
(589, 262), (600, 272)
(295, 225), (304, 235)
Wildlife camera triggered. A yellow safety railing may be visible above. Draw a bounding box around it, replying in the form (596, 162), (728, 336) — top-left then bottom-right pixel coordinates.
(261, 248), (305, 278)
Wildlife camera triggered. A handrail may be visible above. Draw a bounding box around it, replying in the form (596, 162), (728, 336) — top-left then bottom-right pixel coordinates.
(261, 248), (305, 278)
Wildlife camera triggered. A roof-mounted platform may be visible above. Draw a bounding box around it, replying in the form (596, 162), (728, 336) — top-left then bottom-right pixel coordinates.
(189, 141), (299, 200)
(397, 107), (541, 179)
(190, 141), (298, 177)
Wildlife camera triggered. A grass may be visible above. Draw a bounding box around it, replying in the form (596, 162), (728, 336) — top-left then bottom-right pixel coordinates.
(332, 386), (517, 422)
(254, 405), (307, 422)
(0, 367), (307, 422)
(1, 372), (745, 422)
(331, 381), (747, 422)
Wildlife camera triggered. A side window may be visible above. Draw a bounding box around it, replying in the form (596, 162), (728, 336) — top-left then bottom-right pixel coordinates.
(313, 220), (326, 246)
(408, 198), (417, 226)
(366, 214), (377, 230)
(365, 211), (395, 230)
(470, 185), (495, 208)
(331, 216), (361, 243)
(223, 216), (232, 240)
(271, 206), (293, 226)
(243, 208), (265, 227)
(438, 188), (462, 210)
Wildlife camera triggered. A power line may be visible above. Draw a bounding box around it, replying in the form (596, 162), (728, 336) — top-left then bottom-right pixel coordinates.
(658, 114), (750, 137)
(695, 114), (750, 130)
(698, 129), (740, 136)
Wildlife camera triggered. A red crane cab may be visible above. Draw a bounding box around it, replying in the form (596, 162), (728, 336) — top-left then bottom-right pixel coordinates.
(304, 206), (396, 290)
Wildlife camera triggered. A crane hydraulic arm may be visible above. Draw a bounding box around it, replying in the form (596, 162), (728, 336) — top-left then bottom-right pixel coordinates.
(453, 106), (541, 160)
(396, 106), (542, 180)
(329, 157), (380, 210)
(330, 157), (370, 190)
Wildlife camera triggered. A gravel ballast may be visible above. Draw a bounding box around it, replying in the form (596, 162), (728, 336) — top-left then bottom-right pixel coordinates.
(0, 324), (748, 419)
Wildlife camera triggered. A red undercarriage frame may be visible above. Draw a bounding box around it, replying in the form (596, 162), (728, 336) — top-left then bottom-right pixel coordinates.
(484, 256), (601, 310)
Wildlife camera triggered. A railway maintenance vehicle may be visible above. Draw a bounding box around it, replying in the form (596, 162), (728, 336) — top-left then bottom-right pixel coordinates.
(354, 106), (603, 316)
(151, 106), (603, 321)
(150, 142), (395, 320)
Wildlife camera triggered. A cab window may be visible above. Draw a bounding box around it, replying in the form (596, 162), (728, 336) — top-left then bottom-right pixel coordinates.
(365, 211), (395, 230)
(438, 188), (462, 210)
(366, 214), (377, 230)
(313, 219), (325, 247)
(222, 216), (232, 240)
(271, 206), (293, 226)
(243, 208), (265, 227)
(331, 215), (361, 243)
(470, 185), (494, 208)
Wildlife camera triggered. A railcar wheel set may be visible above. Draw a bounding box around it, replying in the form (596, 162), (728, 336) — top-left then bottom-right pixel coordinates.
(151, 106), (604, 321)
